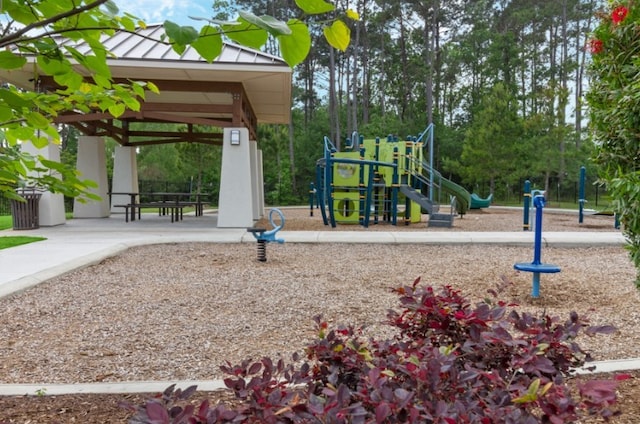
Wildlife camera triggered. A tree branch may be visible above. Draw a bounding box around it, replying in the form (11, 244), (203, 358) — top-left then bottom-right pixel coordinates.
(0, 0), (110, 48)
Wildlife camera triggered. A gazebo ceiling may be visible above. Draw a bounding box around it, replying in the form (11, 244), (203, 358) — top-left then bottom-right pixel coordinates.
(1, 24), (292, 145)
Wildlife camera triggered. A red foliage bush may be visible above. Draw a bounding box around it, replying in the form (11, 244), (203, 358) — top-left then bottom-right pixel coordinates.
(123, 278), (620, 423)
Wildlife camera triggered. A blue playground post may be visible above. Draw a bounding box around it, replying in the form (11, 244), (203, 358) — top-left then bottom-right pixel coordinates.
(309, 182), (316, 217)
(514, 195), (561, 298)
(579, 166), (586, 224)
(523, 180), (531, 231)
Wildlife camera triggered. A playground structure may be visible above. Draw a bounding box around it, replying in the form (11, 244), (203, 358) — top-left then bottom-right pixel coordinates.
(470, 193), (493, 209)
(315, 125), (471, 228)
(522, 180), (546, 232)
(514, 194), (561, 298)
(523, 168), (619, 231)
(578, 165), (620, 229)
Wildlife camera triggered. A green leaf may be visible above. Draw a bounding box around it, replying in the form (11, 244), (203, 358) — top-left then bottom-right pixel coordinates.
(42, 125), (60, 142)
(323, 20), (350, 51)
(346, 9), (360, 20)
(36, 56), (70, 76)
(5, 2), (39, 25)
(53, 71), (83, 90)
(222, 18), (268, 49)
(238, 11), (291, 36)
(0, 105), (13, 122)
(104, 0), (120, 16)
(164, 20), (199, 45)
(108, 103), (126, 117)
(118, 15), (137, 32)
(0, 51), (27, 70)
(63, 46), (88, 68)
(278, 19), (311, 67)
(25, 111), (50, 129)
(33, 135), (50, 149)
(0, 89), (30, 109)
(295, 0), (335, 15)
(85, 52), (111, 80)
(146, 81), (160, 94)
(93, 73), (112, 89)
(191, 26), (223, 62)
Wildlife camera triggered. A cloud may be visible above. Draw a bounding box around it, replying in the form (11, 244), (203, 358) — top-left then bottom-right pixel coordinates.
(113, 0), (210, 26)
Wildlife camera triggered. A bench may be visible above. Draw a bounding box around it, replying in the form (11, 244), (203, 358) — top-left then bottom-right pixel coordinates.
(165, 200), (209, 216)
(113, 203), (186, 222)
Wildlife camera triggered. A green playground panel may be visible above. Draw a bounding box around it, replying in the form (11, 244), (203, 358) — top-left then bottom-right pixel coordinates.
(333, 191), (360, 223)
(408, 201), (422, 223)
(332, 139), (430, 225)
(332, 152), (368, 187)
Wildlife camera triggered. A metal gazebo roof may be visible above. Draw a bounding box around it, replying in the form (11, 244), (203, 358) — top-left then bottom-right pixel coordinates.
(1, 24), (293, 145)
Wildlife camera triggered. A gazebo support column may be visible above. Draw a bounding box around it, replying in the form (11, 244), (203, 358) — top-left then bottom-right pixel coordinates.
(73, 136), (109, 218)
(21, 139), (66, 226)
(110, 145), (139, 213)
(254, 148), (264, 220)
(218, 128), (259, 228)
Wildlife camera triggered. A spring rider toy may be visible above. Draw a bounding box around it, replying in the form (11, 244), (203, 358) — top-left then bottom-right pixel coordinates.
(246, 208), (285, 262)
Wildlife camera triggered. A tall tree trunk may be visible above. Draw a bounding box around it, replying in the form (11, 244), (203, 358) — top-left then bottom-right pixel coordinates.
(329, 46), (339, 149)
(424, 0), (438, 125)
(398, 11), (410, 121)
(360, 0), (370, 125)
(288, 118), (296, 193)
(558, 0), (568, 184)
(350, 6), (361, 136)
(575, 0), (597, 145)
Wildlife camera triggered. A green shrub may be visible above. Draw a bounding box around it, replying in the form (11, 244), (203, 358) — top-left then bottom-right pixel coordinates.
(587, 2), (640, 284)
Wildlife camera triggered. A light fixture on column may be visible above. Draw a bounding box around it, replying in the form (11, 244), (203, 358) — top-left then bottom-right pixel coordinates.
(230, 130), (240, 145)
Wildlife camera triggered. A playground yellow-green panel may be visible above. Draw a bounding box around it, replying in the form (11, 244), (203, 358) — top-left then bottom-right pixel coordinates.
(332, 152), (368, 186)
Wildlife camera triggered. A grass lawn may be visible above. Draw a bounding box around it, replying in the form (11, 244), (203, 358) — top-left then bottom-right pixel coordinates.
(0, 215), (13, 231)
(0, 215), (47, 249)
(0, 236), (46, 250)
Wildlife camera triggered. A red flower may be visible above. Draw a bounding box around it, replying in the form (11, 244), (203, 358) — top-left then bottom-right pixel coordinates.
(612, 5), (629, 24)
(588, 38), (603, 54)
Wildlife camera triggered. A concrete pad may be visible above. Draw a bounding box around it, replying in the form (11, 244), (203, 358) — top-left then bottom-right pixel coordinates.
(574, 358), (640, 375)
(0, 356), (639, 396)
(0, 380), (227, 396)
(543, 232), (626, 247)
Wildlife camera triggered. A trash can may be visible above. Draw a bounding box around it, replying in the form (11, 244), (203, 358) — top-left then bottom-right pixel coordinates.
(10, 190), (42, 230)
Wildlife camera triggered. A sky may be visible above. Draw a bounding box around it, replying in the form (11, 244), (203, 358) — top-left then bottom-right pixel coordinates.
(112, 0), (215, 28)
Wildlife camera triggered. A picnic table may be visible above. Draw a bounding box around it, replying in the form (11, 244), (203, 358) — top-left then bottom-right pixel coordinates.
(111, 192), (210, 223)
(109, 192), (139, 222)
(144, 192), (209, 217)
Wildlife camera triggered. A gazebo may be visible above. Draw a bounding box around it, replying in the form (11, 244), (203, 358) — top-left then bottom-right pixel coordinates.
(2, 24), (292, 228)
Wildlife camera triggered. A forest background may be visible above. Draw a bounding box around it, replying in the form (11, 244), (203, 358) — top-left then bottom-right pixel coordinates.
(27, 0), (606, 209)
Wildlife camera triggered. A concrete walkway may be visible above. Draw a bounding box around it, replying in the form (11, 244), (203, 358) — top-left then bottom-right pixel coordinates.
(0, 210), (634, 396)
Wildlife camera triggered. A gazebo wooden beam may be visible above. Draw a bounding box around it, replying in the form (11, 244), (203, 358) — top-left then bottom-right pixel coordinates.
(126, 137), (223, 146)
(43, 74), (259, 143)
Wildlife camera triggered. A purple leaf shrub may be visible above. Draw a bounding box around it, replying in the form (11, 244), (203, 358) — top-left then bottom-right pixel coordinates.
(125, 278), (621, 423)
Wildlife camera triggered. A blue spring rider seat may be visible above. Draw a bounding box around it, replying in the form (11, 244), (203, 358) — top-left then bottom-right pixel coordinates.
(247, 208), (285, 262)
(514, 195), (560, 298)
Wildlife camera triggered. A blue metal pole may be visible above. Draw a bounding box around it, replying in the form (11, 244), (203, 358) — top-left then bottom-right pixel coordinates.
(523, 180), (531, 231)
(579, 166), (586, 224)
(533, 195), (545, 264)
(429, 125), (434, 202)
(309, 182), (315, 216)
(532, 273), (541, 298)
(359, 147), (366, 226)
(392, 146), (399, 226)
